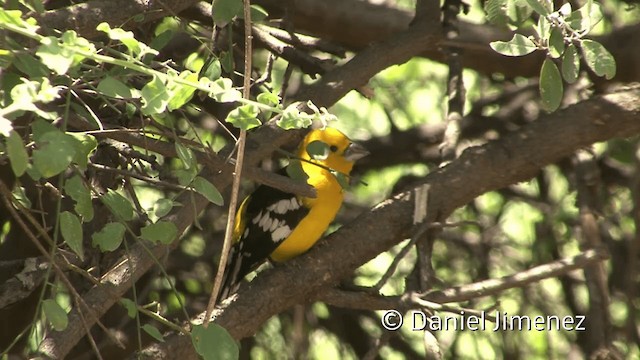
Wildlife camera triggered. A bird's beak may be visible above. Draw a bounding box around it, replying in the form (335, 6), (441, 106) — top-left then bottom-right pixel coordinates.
(344, 142), (369, 162)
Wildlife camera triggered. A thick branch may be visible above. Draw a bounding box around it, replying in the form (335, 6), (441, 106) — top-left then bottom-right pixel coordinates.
(35, 0), (200, 39)
(256, 0), (640, 83)
(143, 88), (640, 358)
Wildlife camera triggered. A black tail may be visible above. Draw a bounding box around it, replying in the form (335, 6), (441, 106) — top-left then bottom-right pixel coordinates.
(217, 241), (254, 304)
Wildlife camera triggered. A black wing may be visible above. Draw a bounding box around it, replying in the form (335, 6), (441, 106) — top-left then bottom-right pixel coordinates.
(219, 182), (310, 301)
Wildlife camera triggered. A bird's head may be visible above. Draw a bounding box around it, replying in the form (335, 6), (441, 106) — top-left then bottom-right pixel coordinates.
(298, 127), (369, 175)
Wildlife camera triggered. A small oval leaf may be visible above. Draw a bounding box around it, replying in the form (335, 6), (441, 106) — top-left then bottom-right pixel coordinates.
(490, 34), (537, 57)
(561, 44), (580, 83)
(581, 39), (616, 80)
(192, 177), (223, 206)
(140, 221), (178, 244)
(6, 130), (29, 176)
(92, 222), (126, 252)
(191, 324), (239, 360)
(102, 190), (136, 221)
(539, 58), (563, 112)
(60, 211), (83, 260)
(43, 299), (68, 331)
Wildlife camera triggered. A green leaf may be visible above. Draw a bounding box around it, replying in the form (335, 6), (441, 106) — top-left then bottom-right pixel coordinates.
(277, 102), (313, 130)
(212, 0), (243, 28)
(13, 53), (49, 78)
(548, 27), (565, 59)
(120, 298), (138, 318)
(539, 58), (563, 112)
(175, 168), (197, 186)
(191, 324), (239, 360)
(285, 160), (308, 183)
(167, 70), (198, 111)
(192, 177), (224, 206)
(0, 9), (40, 33)
(140, 221), (178, 244)
(64, 175), (94, 221)
(561, 44), (580, 83)
(92, 222), (126, 252)
(204, 78), (242, 103)
(175, 142), (197, 170)
(143, 324), (165, 342)
(524, 0), (550, 16)
(42, 299), (68, 331)
(306, 140), (330, 160)
(484, 0), (509, 26)
(97, 76), (134, 99)
(12, 186), (32, 209)
(35, 31), (95, 75)
(333, 171), (350, 189)
(566, 1), (603, 32)
(32, 118), (57, 142)
(535, 15), (550, 41)
(6, 130), (29, 176)
(102, 189), (136, 221)
(60, 211), (83, 260)
(581, 40), (616, 80)
(226, 104), (261, 130)
(141, 76), (170, 115)
(0, 118), (11, 138)
(68, 133), (97, 170)
(153, 198), (176, 218)
(257, 91), (280, 108)
(36, 36), (73, 75)
(490, 34), (537, 57)
(237, 5), (269, 22)
(201, 57), (222, 81)
(97, 22), (158, 58)
(33, 130), (78, 178)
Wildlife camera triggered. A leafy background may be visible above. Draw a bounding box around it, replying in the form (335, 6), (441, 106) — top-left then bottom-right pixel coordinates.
(0, 0), (639, 359)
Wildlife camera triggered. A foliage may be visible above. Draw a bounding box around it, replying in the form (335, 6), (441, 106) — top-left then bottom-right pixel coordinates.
(0, 0), (637, 359)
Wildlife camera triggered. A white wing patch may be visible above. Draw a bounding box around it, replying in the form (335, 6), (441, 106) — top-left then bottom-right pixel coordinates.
(271, 225), (292, 243)
(244, 196), (304, 244)
(268, 197), (300, 214)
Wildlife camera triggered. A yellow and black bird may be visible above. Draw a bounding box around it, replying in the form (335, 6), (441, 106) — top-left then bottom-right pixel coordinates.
(220, 127), (368, 300)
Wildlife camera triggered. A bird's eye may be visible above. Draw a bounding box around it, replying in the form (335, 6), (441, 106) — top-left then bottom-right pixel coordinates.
(329, 145), (338, 152)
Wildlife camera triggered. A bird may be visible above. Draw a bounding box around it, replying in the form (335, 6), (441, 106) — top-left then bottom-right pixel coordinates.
(219, 127), (369, 301)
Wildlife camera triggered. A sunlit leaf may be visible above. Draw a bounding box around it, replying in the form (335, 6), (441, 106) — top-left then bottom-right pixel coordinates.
(581, 40), (616, 80)
(490, 34), (537, 57)
(226, 104), (261, 130)
(141, 76), (170, 115)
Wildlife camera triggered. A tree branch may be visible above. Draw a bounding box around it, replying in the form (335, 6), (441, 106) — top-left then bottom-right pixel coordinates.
(140, 87), (640, 359)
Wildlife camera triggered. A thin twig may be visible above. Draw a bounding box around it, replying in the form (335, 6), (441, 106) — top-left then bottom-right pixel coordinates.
(319, 248), (609, 310)
(203, 0), (253, 325)
(88, 163), (187, 192)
